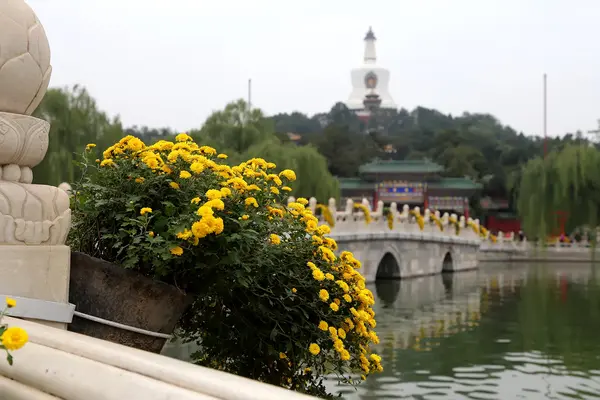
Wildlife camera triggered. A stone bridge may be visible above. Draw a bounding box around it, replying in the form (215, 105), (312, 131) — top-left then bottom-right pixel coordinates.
(331, 231), (480, 282)
(303, 197), (493, 282)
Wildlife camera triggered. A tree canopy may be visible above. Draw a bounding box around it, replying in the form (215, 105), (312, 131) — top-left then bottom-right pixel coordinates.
(270, 103), (594, 218)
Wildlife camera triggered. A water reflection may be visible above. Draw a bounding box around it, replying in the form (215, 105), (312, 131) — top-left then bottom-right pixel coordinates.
(330, 264), (600, 399)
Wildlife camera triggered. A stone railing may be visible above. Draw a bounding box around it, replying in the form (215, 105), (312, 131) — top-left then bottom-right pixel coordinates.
(295, 196), (487, 244)
(0, 316), (317, 400)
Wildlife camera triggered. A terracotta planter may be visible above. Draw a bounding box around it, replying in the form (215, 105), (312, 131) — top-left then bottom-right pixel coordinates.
(68, 252), (192, 353)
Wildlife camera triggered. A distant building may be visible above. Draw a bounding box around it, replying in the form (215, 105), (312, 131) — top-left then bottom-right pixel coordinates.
(338, 160), (482, 217)
(480, 197), (521, 234)
(285, 132), (302, 143)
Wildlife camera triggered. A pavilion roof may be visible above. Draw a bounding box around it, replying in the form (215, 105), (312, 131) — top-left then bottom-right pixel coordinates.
(358, 159), (445, 175)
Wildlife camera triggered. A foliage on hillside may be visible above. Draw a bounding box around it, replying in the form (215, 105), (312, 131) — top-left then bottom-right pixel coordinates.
(270, 103), (593, 207)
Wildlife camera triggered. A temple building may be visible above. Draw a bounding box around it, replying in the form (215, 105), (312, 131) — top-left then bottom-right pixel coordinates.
(338, 160), (482, 217)
(346, 27), (396, 122)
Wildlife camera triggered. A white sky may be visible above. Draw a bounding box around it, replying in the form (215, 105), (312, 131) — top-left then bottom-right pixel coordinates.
(29, 0), (600, 137)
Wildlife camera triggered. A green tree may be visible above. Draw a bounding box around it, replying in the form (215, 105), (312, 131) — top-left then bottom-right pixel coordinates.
(32, 85), (124, 185)
(191, 99), (273, 154)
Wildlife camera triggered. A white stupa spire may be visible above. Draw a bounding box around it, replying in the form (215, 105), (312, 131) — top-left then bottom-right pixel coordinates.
(346, 27), (396, 110)
(364, 27), (376, 64)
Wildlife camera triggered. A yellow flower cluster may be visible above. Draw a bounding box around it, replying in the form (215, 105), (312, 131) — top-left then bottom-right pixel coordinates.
(386, 210), (394, 230)
(305, 239), (382, 376)
(467, 219), (480, 235)
(353, 203), (372, 224)
(96, 134), (300, 256)
(429, 213), (444, 232)
(480, 226), (489, 238)
(410, 209), (425, 231)
(448, 214), (460, 235)
(316, 204), (335, 227)
(1, 297), (29, 360)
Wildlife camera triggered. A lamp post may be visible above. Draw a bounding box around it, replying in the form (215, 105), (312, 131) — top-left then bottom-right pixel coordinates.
(543, 73), (548, 157)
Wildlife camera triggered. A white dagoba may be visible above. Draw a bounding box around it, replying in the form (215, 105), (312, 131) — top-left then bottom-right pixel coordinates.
(346, 27), (396, 110)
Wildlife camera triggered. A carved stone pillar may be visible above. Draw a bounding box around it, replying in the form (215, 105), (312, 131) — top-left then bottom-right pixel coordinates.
(0, 0), (72, 329)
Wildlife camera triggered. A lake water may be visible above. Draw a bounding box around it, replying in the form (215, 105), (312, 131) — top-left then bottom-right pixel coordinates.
(328, 263), (600, 400)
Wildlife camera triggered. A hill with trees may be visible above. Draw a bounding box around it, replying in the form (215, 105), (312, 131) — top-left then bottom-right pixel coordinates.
(32, 86), (595, 233)
(270, 103), (593, 217)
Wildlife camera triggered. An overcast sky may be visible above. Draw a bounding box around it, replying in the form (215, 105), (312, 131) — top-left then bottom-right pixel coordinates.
(29, 0), (600, 137)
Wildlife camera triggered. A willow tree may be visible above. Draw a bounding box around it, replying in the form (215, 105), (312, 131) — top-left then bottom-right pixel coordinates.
(517, 144), (600, 238)
(32, 85), (124, 185)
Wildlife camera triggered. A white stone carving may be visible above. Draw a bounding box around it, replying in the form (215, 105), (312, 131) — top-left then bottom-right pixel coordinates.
(0, 112), (50, 167)
(0, 0), (71, 330)
(0, 181), (71, 245)
(0, 0), (52, 115)
(58, 182), (72, 193)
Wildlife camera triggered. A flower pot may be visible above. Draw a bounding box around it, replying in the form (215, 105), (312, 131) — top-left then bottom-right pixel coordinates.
(68, 251), (192, 353)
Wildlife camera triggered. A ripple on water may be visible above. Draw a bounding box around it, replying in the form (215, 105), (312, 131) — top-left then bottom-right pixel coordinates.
(330, 267), (600, 399)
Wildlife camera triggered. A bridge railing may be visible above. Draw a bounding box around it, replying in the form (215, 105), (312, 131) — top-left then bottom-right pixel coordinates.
(293, 197), (484, 244)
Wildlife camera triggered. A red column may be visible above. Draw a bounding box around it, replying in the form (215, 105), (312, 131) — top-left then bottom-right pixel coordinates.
(464, 197), (470, 220)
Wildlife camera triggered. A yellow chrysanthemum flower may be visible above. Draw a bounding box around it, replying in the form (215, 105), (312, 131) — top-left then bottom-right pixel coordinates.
(319, 289), (329, 302)
(170, 246), (184, 256)
(269, 234), (281, 245)
(279, 169), (297, 181)
(1, 326), (28, 351)
(245, 197), (258, 208)
(308, 343), (320, 355)
(6, 297), (16, 308)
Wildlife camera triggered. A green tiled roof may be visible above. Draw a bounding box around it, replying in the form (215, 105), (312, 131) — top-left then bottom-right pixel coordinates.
(339, 176), (482, 191)
(338, 177), (375, 190)
(429, 177), (483, 190)
(359, 160), (444, 174)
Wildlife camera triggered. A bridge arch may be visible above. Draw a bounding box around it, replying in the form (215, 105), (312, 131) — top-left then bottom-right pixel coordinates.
(442, 250), (455, 272)
(375, 251), (402, 280)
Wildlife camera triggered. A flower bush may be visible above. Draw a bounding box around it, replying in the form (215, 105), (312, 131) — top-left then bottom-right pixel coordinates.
(1, 298), (29, 365)
(71, 134), (382, 398)
(353, 203), (372, 224)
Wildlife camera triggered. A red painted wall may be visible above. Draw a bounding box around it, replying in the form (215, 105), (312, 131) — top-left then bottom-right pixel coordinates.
(486, 215), (521, 234)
